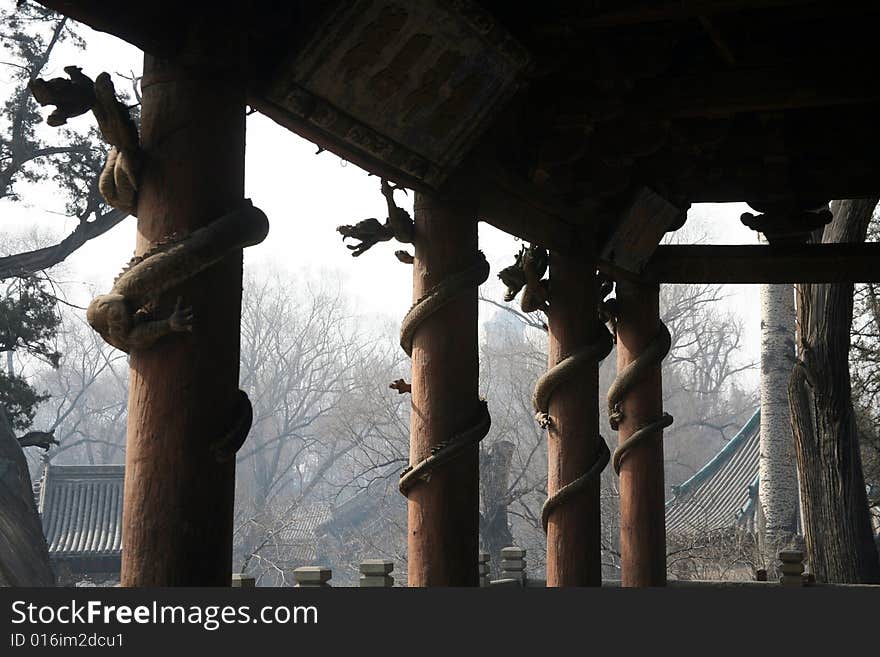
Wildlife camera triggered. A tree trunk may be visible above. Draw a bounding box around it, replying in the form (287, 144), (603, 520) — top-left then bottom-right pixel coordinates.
(121, 23), (246, 586)
(0, 405), (54, 586)
(480, 440), (514, 578)
(789, 198), (880, 583)
(758, 281), (799, 572)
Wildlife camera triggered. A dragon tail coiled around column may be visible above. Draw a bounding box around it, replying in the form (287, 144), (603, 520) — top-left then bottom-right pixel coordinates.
(397, 251), (491, 496)
(86, 201), (269, 463)
(606, 320), (674, 475)
(210, 390), (254, 463)
(533, 322), (614, 532)
(399, 253), (490, 356)
(399, 400), (491, 495)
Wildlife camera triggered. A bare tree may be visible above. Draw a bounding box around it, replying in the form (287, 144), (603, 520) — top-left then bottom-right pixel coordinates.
(31, 313), (128, 467)
(232, 271), (377, 584)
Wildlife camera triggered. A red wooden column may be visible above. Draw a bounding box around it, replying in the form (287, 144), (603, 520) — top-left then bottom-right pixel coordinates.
(121, 26), (246, 585)
(614, 281), (667, 586)
(545, 248), (603, 586)
(407, 192), (481, 586)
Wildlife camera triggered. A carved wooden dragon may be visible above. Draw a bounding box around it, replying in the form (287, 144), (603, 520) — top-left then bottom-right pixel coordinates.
(498, 244), (550, 313)
(31, 67), (140, 215)
(337, 179), (414, 259)
(86, 201), (269, 353)
(32, 67), (271, 463)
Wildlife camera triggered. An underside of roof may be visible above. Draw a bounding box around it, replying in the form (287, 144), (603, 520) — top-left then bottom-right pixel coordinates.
(35, 1), (880, 251)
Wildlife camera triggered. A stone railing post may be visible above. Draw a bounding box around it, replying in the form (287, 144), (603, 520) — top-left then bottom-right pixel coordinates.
(231, 573), (255, 588)
(360, 560), (394, 587)
(293, 566), (332, 588)
(478, 551), (490, 587)
(778, 550), (805, 586)
(500, 547), (526, 585)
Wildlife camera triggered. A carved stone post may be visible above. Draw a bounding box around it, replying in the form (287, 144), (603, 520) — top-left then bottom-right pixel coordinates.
(294, 566), (332, 588)
(544, 248), (606, 586)
(231, 573), (255, 588)
(612, 281), (669, 587)
(121, 24), (246, 585)
(360, 559), (394, 587)
(500, 546), (527, 585)
(403, 192), (486, 586)
(478, 551), (490, 587)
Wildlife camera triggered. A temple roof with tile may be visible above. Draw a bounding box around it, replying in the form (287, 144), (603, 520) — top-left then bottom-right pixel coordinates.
(666, 410), (761, 536)
(37, 464), (124, 563)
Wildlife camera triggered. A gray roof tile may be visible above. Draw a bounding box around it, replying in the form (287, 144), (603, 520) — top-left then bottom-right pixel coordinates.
(666, 410), (760, 536)
(39, 465), (124, 558)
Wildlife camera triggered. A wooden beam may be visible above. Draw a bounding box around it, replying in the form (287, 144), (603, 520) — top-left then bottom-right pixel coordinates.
(580, 1), (828, 27)
(642, 66), (880, 118)
(250, 95), (434, 196)
(447, 154), (590, 255)
(639, 243), (880, 283)
(36, 1), (186, 57)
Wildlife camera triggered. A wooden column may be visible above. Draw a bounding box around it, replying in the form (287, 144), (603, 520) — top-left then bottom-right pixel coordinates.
(408, 192), (480, 586)
(615, 281), (666, 586)
(121, 26), (246, 586)
(546, 248), (602, 586)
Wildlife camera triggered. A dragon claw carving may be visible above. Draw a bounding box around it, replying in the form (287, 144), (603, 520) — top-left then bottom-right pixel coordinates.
(168, 297), (194, 333)
(87, 201), (270, 353)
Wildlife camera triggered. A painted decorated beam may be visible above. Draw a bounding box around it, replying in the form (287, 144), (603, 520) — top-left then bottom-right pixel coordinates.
(639, 243), (880, 284)
(258, 0), (532, 192)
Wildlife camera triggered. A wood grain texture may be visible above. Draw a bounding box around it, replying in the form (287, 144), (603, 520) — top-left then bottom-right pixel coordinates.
(407, 192), (480, 586)
(121, 30), (245, 586)
(545, 249), (602, 586)
(789, 198), (880, 584)
(614, 281), (666, 587)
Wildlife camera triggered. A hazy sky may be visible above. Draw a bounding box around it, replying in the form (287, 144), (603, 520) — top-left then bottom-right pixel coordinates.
(1, 9), (762, 376)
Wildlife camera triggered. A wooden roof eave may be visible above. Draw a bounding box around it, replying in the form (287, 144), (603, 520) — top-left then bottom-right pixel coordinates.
(36, 0), (188, 58)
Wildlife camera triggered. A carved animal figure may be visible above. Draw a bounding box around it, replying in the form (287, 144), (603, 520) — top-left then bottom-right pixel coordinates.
(498, 244), (550, 313)
(17, 431), (57, 451)
(29, 65), (95, 126)
(91, 72), (141, 215)
(31, 67), (141, 214)
(86, 201), (269, 353)
(337, 179), (414, 257)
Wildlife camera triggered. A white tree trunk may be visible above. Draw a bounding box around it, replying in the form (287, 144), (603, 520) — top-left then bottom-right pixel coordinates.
(758, 282), (799, 565)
